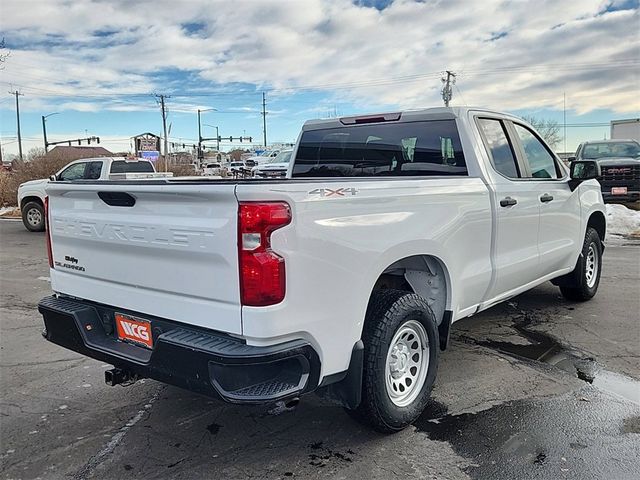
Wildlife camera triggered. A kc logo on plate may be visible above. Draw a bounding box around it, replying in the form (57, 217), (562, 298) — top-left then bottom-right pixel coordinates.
(115, 313), (153, 348)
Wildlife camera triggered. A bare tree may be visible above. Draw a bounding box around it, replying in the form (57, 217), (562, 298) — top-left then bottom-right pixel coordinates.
(522, 116), (562, 150)
(0, 37), (10, 68)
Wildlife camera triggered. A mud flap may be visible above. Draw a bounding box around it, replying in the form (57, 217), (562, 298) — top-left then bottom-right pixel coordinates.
(315, 340), (364, 409)
(438, 310), (453, 351)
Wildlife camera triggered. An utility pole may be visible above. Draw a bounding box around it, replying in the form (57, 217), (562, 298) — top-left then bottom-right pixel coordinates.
(9, 90), (24, 161)
(441, 71), (456, 107)
(563, 92), (567, 154)
(261, 92), (268, 147)
(197, 109), (202, 165)
(156, 94), (170, 169)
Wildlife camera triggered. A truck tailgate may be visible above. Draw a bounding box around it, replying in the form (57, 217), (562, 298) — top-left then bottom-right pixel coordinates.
(46, 182), (242, 334)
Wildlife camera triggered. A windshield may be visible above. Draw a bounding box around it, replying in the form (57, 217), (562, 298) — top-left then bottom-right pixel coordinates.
(582, 142), (640, 159)
(268, 151), (292, 164)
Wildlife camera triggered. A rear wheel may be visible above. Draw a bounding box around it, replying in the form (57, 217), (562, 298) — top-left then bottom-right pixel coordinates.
(348, 289), (439, 433)
(21, 201), (45, 232)
(559, 227), (602, 301)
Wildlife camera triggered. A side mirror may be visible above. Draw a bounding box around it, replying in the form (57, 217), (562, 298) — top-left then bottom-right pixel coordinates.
(567, 156), (576, 162)
(569, 160), (600, 191)
(49, 175), (57, 181)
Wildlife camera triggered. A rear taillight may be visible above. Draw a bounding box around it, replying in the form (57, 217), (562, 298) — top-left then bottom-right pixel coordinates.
(45, 196), (53, 268)
(238, 202), (291, 306)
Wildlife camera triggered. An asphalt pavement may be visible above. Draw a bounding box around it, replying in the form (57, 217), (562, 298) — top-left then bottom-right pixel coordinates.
(1, 219), (638, 480)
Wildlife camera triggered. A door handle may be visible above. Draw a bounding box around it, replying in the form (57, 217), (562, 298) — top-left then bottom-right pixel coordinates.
(500, 196), (517, 207)
(540, 194), (554, 203)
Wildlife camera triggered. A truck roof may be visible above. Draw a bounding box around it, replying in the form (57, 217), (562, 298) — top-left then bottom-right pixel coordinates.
(301, 106), (521, 131)
(580, 139), (639, 144)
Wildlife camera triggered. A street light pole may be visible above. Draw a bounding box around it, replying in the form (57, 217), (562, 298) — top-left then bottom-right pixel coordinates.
(42, 116), (48, 153)
(42, 112), (59, 153)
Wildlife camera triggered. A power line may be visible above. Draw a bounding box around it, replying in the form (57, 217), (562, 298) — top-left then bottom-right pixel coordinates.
(1, 58), (637, 100)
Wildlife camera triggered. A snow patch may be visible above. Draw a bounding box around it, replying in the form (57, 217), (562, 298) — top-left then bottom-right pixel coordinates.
(0, 206), (19, 217)
(606, 204), (640, 238)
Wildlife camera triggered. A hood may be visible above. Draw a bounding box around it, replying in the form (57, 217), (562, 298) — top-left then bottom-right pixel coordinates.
(18, 178), (48, 190)
(597, 157), (640, 167)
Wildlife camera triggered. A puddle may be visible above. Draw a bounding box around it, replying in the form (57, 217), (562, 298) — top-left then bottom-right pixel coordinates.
(592, 371), (640, 405)
(476, 317), (639, 405)
(413, 392), (640, 480)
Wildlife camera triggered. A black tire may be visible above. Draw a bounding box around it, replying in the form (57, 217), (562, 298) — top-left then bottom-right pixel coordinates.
(347, 289), (439, 433)
(21, 201), (45, 232)
(559, 227), (602, 301)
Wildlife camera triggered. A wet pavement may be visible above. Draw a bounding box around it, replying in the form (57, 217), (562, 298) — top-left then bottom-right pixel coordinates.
(1, 219), (639, 479)
(415, 389), (639, 480)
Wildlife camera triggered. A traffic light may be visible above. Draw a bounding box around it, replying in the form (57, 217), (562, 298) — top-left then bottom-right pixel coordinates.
(249, 137), (252, 142)
(229, 136), (232, 142)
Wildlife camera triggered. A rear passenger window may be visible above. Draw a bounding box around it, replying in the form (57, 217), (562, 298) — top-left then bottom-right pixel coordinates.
(513, 124), (559, 179)
(85, 161), (102, 180)
(292, 120), (467, 177)
(477, 118), (519, 178)
(110, 160), (155, 174)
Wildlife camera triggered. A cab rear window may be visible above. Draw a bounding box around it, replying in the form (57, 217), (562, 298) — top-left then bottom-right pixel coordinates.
(292, 120), (467, 177)
(110, 161), (154, 174)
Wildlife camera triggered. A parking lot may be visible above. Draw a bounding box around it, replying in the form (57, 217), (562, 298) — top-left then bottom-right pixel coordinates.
(1, 218), (639, 480)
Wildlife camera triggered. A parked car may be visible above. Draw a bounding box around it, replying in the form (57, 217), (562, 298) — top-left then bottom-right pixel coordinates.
(229, 161), (250, 174)
(572, 139), (640, 203)
(245, 150), (281, 166)
(17, 157), (166, 232)
(203, 162), (223, 176)
(251, 149), (293, 178)
(39, 108), (605, 432)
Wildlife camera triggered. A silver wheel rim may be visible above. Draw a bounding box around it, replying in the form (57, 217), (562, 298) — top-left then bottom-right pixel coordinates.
(585, 244), (598, 288)
(27, 208), (42, 227)
(385, 319), (429, 407)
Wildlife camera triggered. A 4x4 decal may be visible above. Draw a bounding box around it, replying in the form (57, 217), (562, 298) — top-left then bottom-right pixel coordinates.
(308, 187), (358, 197)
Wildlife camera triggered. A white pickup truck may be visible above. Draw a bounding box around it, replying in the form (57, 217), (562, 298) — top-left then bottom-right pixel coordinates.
(17, 157), (165, 232)
(38, 108), (606, 432)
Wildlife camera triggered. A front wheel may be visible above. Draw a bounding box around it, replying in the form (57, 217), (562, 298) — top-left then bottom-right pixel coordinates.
(21, 201), (45, 232)
(559, 227), (602, 301)
(348, 289), (439, 433)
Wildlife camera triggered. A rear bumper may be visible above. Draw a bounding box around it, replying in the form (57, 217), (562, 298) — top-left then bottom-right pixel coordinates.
(38, 295), (320, 404)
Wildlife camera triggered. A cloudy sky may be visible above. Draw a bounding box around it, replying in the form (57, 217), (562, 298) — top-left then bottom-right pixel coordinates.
(1, 0), (638, 157)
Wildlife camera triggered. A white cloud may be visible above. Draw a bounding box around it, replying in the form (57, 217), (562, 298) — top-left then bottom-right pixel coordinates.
(0, 0), (638, 115)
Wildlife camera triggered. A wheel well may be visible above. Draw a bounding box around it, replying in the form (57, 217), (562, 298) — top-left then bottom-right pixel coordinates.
(20, 196), (43, 210)
(587, 211), (606, 242)
(371, 255), (450, 326)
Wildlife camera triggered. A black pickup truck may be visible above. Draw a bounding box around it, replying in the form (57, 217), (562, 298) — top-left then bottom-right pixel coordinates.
(573, 139), (640, 204)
